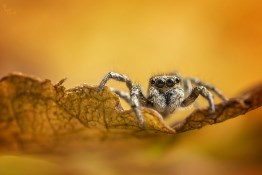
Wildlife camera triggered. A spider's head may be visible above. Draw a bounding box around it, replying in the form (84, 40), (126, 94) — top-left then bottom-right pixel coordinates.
(148, 74), (181, 92)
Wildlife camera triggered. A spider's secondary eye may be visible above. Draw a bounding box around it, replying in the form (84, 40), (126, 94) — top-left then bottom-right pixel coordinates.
(166, 78), (175, 87)
(156, 79), (165, 88)
(150, 79), (155, 85)
(175, 77), (180, 83)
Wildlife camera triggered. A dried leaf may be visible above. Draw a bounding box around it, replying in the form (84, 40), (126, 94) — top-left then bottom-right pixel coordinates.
(0, 73), (261, 153)
(172, 83), (262, 132)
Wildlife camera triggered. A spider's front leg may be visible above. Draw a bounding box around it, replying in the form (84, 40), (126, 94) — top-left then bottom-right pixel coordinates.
(97, 71), (133, 91)
(97, 71), (146, 128)
(186, 77), (228, 101)
(110, 87), (131, 104)
(129, 85), (146, 128)
(181, 86), (215, 113)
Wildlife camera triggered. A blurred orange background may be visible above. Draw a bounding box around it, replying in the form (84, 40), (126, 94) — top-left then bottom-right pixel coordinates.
(0, 0), (262, 175)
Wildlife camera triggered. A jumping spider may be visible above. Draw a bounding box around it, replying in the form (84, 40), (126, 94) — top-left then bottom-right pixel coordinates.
(97, 71), (228, 128)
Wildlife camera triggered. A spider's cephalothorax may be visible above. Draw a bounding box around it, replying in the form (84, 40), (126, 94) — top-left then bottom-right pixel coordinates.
(147, 74), (184, 117)
(97, 71), (228, 128)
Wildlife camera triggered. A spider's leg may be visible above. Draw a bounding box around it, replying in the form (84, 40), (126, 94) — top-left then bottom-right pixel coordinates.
(110, 87), (131, 104)
(182, 78), (192, 97)
(97, 71), (133, 91)
(130, 85), (145, 128)
(181, 86), (215, 113)
(98, 72), (147, 128)
(182, 78), (200, 109)
(186, 77), (228, 101)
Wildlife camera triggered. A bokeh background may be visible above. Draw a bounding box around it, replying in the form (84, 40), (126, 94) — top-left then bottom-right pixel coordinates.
(0, 0), (262, 175)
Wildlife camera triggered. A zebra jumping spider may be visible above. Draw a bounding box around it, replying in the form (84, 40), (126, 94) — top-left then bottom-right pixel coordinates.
(97, 71), (228, 128)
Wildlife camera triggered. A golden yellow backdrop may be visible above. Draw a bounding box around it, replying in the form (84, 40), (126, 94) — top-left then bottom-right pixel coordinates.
(1, 0), (262, 91)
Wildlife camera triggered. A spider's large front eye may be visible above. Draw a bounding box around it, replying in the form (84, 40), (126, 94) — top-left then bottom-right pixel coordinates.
(166, 78), (175, 87)
(156, 79), (165, 88)
(150, 79), (155, 85)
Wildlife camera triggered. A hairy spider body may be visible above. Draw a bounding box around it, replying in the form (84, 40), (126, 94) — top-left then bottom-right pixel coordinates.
(97, 71), (228, 128)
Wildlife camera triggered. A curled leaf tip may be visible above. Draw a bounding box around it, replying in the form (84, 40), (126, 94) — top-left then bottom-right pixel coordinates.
(172, 83), (262, 133)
